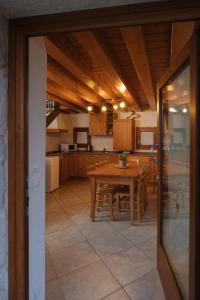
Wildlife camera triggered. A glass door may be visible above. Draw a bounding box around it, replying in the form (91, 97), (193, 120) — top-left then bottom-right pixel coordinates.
(157, 34), (199, 300)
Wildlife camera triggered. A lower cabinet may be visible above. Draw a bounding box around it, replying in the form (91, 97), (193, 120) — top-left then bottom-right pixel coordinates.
(59, 153), (157, 183)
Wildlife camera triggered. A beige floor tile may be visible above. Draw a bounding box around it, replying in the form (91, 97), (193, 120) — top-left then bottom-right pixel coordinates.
(46, 210), (72, 235)
(60, 260), (120, 300)
(45, 249), (57, 282)
(120, 224), (156, 245)
(103, 246), (154, 286)
(45, 278), (65, 300)
(89, 230), (133, 258)
(46, 224), (86, 250)
(78, 221), (116, 240)
(136, 238), (157, 263)
(124, 269), (166, 300)
(102, 288), (131, 300)
(50, 241), (100, 277)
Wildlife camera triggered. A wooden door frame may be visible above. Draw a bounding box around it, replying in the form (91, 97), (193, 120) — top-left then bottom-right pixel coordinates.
(157, 34), (200, 300)
(8, 1), (200, 299)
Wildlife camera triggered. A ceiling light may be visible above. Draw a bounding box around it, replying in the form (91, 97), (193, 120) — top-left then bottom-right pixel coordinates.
(169, 107), (177, 113)
(182, 107), (188, 113)
(87, 105), (93, 112)
(118, 83), (126, 93)
(101, 104), (107, 112)
(119, 101), (126, 108)
(113, 104), (118, 110)
(166, 84), (174, 92)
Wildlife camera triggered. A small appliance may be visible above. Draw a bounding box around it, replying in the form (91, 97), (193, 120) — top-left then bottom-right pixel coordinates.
(60, 143), (77, 152)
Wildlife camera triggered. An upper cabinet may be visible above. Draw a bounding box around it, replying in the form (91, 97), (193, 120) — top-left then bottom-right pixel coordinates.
(89, 113), (116, 136)
(113, 119), (135, 151)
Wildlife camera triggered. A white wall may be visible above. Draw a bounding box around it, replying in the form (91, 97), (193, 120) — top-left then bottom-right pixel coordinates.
(47, 111), (157, 152)
(28, 37), (46, 300)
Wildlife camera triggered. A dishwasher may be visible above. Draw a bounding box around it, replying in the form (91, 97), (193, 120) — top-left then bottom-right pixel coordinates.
(46, 156), (60, 192)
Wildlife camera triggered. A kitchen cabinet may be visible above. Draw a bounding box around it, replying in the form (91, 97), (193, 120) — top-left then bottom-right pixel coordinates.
(89, 113), (108, 135)
(113, 119), (135, 151)
(59, 152), (155, 180)
(59, 155), (71, 183)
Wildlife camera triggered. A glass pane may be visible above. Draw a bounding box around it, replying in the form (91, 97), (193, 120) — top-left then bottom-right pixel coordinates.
(141, 132), (154, 145)
(161, 65), (190, 299)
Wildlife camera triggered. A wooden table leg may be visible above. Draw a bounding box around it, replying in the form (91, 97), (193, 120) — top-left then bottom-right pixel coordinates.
(90, 176), (96, 221)
(130, 179), (135, 225)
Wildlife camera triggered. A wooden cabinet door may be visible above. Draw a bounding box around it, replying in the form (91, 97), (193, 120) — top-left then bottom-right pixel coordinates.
(113, 119), (135, 151)
(89, 113), (108, 135)
(59, 155), (70, 183)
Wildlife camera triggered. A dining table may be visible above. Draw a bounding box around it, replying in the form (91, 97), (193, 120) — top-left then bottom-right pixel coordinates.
(87, 162), (146, 225)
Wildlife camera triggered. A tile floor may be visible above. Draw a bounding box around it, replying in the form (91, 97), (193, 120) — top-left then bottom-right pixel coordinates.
(45, 178), (166, 300)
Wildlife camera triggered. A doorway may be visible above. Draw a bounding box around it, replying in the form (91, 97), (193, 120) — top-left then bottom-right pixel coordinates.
(8, 2), (200, 300)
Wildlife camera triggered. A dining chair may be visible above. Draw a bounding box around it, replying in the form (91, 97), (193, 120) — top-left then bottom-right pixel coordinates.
(88, 160), (118, 221)
(114, 174), (143, 222)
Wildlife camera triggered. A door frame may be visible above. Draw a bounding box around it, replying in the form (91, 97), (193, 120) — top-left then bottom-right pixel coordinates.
(157, 36), (199, 300)
(8, 1), (200, 299)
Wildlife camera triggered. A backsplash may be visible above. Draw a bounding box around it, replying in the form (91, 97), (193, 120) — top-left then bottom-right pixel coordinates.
(46, 111), (157, 152)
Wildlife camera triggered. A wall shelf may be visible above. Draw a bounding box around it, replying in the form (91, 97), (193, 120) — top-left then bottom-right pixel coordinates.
(46, 128), (68, 134)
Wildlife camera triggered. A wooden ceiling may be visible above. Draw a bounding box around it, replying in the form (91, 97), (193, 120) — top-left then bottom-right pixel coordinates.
(44, 22), (194, 113)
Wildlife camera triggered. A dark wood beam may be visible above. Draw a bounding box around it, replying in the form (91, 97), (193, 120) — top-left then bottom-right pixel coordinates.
(47, 79), (90, 109)
(171, 21), (195, 65)
(44, 36), (116, 100)
(121, 26), (156, 110)
(47, 91), (87, 113)
(73, 31), (141, 110)
(47, 56), (103, 105)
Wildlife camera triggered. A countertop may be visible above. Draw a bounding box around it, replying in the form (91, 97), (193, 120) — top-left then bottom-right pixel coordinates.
(46, 150), (153, 157)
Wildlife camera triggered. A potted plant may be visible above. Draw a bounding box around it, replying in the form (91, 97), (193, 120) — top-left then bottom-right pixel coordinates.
(119, 153), (127, 168)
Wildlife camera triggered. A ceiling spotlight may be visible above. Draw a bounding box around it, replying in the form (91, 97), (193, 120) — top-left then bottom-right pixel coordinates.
(87, 105), (93, 112)
(169, 107), (177, 113)
(101, 104), (107, 112)
(113, 104), (118, 110)
(119, 101), (126, 108)
(182, 107), (188, 113)
(118, 83), (126, 93)
(166, 84), (174, 92)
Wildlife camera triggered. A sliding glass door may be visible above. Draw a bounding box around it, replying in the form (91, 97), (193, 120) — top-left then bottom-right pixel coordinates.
(157, 33), (199, 300)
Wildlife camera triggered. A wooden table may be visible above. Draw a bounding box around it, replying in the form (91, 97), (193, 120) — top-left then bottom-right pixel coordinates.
(87, 162), (144, 225)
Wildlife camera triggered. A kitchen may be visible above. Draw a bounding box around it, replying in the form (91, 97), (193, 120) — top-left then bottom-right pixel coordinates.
(44, 21), (191, 300)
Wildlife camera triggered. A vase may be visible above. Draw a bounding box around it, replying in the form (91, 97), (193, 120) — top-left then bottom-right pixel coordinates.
(119, 160), (127, 168)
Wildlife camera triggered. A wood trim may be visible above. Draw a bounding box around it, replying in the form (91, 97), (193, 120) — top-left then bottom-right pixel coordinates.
(8, 25), (28, 300)
(8, 2), (200, 299)
(158, 246), (182, 300)
(157, 33), (200, 300)
(135, 127), (157, 150)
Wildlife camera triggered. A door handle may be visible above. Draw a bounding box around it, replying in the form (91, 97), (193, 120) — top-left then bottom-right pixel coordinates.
(150, 144), (160, 165)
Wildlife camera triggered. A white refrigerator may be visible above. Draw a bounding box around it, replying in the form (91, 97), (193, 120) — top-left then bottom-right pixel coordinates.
(46, 156), (60, 192)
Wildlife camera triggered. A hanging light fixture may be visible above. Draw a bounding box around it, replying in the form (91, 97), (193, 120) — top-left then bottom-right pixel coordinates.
(101, 104), (107, 112)
(182, 107), (188, 114)
(87, 104), (93, 112)
(169, 107), (177, 113)
(119, 101), (126, 108)
(113, 104), (118, 110)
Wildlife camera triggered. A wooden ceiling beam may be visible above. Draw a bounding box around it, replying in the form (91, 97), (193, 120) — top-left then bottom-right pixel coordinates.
(48, 79), (90, 110)
(73, 31), (141, 110)
(47, 92), (86, 113)
(44, 36), (115, 100)
(171, 22), (195, 65)
(47, 56), (103, 106)
(121, 26), (156, 110)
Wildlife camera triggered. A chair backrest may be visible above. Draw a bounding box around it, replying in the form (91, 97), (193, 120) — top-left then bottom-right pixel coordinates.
(95, 160), (108, 168)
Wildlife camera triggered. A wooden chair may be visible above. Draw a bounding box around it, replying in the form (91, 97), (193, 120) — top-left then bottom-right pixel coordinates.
(114, 174), (143, 222)
(88, 160), (118, 221)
